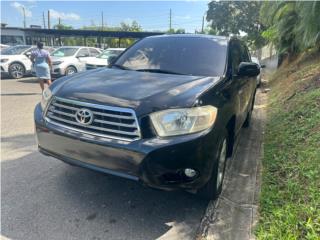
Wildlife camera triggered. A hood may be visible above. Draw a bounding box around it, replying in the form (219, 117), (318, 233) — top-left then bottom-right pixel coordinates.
(86, 58), (109, 66)
(0, 55), (22, 60)
(51, 56), (75, 62)
(53, 68), (221, 116)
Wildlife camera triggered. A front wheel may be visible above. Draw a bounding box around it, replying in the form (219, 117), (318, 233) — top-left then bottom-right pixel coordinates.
(65, 66), (77, 76)
(9, 63), (25, 79)
(198, 134), (228, 200)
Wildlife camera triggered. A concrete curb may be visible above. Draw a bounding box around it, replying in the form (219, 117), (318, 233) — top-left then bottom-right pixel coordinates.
(196, 89), (267, 240)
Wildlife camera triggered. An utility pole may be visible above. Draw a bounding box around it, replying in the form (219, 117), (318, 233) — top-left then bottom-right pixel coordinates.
(169, 8), (172, 31)
(42, 12), (46, 28)
(101, 11), (104, 31)
(22, 6), (26, 28)
(47, 10), (51, 29)
(58, 17), (61, 25)
(201, 15), (205, 33)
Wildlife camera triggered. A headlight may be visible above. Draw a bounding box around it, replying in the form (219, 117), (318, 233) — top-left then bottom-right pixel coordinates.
(53, 61), (63, 65)
(41, 88), (52, 110)
(150, 106), (218, 137)
(0, 59), (9, 63)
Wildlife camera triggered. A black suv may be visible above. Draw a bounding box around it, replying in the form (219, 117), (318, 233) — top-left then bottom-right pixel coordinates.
(35, 35), (259, 199)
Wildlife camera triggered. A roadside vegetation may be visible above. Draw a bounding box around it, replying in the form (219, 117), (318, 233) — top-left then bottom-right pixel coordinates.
(256, 52), (320, 239)
(206, 1), (320, 239)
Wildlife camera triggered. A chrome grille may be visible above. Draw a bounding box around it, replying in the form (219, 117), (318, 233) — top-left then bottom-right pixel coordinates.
(45, 97), (141, 141)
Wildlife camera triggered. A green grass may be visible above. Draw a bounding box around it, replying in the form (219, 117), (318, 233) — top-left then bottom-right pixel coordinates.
(256, 56), (320, 240)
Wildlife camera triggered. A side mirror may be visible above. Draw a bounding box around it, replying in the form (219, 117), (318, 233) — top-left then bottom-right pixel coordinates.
(108, 55), (118, 66)
(25, 52), (31, 58)
(260, 64), (266, 68)
(238, 62), (260, 77)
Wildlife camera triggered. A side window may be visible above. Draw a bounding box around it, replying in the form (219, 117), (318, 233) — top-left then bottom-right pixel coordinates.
(25, 47), (36, 57)
(240, 44), (250, 62)
(89, 48), (100, 57)
(77, 48), (89, 57)
(229, 43), (242, 76)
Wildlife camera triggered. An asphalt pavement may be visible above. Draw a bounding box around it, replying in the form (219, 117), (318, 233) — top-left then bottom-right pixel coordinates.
(1, 77), (208, 240)
(1, 76), (266, 240)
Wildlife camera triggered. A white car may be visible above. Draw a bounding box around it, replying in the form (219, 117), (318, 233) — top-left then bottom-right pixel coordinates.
(251, 57), (265, 87)
(0, 45), (54, 79)
(51, 46), (101, 77)
(0, 44), (10, 49)
(86, 48), (125, 70)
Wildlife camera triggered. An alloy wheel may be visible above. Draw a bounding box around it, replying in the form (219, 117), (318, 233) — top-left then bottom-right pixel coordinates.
(10, 64), (24, 79)
(216, 139), (227, 190)
(66, 67), (76, 75)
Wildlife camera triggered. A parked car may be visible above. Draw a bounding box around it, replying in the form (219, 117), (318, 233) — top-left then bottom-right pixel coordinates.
(86, 48), (125, 70)
(50, 46), (101, 77)
(0, 45), (55, 79)
(0, 44), (10, 49)
(35, 35), (260, 200)
(251, 56), (265, 87)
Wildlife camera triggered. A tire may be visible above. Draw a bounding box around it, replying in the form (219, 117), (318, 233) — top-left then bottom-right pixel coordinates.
(9, 63), (25, 79)
(243, 93), (256, 128)
(65, 66), (77, 76)
(198, 133), (228, 200)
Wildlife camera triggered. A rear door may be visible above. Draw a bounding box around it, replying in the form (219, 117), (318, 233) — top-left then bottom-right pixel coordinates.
(239, 43), (254, 117)
(229, 41), (248, 131)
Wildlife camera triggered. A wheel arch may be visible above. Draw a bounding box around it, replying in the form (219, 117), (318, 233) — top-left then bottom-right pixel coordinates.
(9, 61), (27, 71)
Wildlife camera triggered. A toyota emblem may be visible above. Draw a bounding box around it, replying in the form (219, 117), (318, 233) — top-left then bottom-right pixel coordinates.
(75, 108), (94, 125)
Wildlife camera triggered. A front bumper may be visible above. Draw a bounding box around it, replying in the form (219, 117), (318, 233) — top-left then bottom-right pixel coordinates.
(35, 103), (222, 190)
(52, 65), (65, 77)
(0, 62), (9, 74)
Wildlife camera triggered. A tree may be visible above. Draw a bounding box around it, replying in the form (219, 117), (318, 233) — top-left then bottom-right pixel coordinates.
(119, 21), (142, 32)
(53, 23), (73, 30)
(206, 1), (266, 49)
(260, 1), (320, 63)
(167, 28), (185, 34)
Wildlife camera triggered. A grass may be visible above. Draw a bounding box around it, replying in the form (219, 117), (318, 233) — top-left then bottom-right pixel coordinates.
(256, 53), (320, 240)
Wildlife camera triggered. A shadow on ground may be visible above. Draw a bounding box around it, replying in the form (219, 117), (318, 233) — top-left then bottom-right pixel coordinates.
(1, 134), (208, 240)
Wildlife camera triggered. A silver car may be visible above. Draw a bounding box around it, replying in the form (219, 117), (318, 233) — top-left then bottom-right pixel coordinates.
(51, 46), (101, 77)
(251, 57), (265, 87)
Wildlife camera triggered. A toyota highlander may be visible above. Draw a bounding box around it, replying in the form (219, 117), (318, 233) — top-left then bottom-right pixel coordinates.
(34, 35), (260, 199)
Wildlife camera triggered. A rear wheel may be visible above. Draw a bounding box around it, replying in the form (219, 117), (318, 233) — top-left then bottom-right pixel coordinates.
(65, 66), (77, 76)
(198, 133), (228, 200)
(9, 63), (25, 79)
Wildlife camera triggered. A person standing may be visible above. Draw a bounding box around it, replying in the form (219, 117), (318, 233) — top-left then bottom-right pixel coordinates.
(31, 42), (52, 91)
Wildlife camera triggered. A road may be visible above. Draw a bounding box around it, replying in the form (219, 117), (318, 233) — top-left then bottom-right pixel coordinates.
(1, 77), (208, 240)
(1, 76), (266, 240)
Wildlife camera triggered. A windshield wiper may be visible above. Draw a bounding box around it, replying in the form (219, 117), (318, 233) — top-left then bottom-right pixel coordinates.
(135, 69), (186, 75)
(112, 64), (132, 71)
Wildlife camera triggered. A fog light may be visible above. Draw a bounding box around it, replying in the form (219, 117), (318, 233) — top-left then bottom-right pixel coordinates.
(184, 168), (197, 178)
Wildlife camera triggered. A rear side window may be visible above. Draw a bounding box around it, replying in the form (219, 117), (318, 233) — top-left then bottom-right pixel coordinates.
(89, 48), (100, 57)
(229, 42), (242, 76)
(77, 48), (89, 57)
(240, 44), (250, 62)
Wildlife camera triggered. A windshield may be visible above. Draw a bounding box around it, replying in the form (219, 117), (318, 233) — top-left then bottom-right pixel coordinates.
(51, 47), (78, 57)
(97, 49), (123, 59)
(115, 37), (227, 76)
(1, 46), (30, 55)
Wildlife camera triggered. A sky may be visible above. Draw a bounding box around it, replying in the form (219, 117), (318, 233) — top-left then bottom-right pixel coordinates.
(1, 1), (209, 33)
